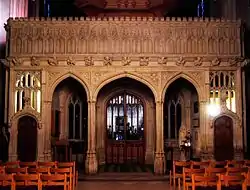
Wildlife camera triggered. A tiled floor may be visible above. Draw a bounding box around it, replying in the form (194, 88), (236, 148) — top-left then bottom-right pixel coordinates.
(77, 181), (171, 190)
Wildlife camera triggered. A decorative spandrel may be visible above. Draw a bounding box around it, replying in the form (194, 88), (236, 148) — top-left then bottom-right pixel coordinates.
(107, 92), (144, 141)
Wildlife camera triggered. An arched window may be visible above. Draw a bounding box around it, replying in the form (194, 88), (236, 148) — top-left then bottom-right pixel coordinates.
(210, 71), (236, 112)
(106, 92), (144, 141)
(15, 72), (41, 113)
(166, 96), (183, 139)
(68, 95), (83, 140)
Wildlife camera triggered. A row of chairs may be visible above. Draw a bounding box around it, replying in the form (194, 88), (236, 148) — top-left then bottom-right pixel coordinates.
(170, 160), (250, 190)
(0, 173), (69, 190)
(0, 161), (78, 190)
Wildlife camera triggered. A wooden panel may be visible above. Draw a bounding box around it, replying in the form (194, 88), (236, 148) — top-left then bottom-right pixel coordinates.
(106, 140), (144, 164)
(214, 116), (234, 161)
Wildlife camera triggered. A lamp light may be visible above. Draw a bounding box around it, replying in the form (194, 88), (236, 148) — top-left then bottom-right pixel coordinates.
(207, 103), (221, 117)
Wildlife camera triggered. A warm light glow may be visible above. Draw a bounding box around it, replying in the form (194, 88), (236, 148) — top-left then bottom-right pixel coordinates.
(37, 90), (41, 113)
(207, 103), (221, 117)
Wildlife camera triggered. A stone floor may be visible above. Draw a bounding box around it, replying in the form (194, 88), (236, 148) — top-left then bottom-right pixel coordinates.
(77, 181), (171, 190)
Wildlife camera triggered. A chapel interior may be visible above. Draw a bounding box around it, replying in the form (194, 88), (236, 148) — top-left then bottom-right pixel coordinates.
(0, 0), (250, 179)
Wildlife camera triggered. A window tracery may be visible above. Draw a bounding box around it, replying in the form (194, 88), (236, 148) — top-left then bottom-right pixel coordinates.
(209, 71), (236, 112)
(165, 95), (183, 139)
(15, 71), (41, 113)
(68, 95), (84, 140)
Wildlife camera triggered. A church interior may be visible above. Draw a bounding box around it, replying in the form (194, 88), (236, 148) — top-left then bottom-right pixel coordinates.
(0, 0), (250, 187)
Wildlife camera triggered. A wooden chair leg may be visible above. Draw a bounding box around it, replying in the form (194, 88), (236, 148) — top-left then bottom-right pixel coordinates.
(178, 178), (181, 190)
(170, 171), (172, 186)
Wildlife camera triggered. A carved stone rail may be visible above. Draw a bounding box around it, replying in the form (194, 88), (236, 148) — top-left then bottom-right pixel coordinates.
(5, 17), (242, 58)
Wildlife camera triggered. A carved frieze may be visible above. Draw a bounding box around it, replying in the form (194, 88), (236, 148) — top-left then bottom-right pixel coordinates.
(7, 17), (242, 58)
(211, 57), (221, 66)
(139, 57), (149, 66)
(30, 57), (40, 66)
(176, 57), (186, 66)
(84, 56), (94, 66)
(66, 57), (75, 66)
(48, 57), (59, 66)
(103, 56), (113, 66)
(158, 57), (167, 65)
(194, 57), (203, 66)
(122, 57), (131, 66)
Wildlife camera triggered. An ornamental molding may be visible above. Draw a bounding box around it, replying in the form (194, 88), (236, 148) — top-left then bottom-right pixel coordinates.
(6, 56), (245, 68)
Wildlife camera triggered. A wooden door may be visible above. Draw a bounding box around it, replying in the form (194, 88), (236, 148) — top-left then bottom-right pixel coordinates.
(214, 116), (234, 161)
(106, 92), (145, 164)
(17, 116), (38, 162)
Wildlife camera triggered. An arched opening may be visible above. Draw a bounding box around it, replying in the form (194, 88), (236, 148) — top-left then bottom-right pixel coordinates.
(51, 77), (88, 171)
(164, 78), (199, 168)
(96, 77), (155, 172)
(17, 116), (37, 162)
(214, 115), (234, 161)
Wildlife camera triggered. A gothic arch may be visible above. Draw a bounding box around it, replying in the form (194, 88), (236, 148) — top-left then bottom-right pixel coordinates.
(48, 72), (90, 102)
(161, 72), (202, 102)
(93, 72), (158, 101)
(9, 107), (41, 129)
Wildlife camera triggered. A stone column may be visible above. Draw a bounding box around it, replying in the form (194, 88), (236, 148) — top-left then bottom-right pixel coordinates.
(8, 68), (17, 161)
(145, 103), (155, 164)
(43, 100), (52, 161)
(10, 0), (28, 17)
(85, 100), (98, 174)
(154, 100), (165, 175)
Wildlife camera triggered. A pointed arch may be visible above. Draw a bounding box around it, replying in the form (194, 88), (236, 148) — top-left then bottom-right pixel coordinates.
(162, 72), (202, 102)
(93, 72), (157, 101)
(48, 72), (90, 102)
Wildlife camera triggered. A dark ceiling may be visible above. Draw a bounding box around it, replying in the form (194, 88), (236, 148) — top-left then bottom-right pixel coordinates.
(44, 0), (209, 17)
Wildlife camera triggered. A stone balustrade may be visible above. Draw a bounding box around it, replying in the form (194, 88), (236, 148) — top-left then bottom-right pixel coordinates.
(5, 16), (242, 59)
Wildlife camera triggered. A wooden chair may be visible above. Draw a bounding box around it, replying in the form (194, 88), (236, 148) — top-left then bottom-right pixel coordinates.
(206, 167), (227, 177)
(218, 174), (247, 190)
(244, 160), (250, 167)
(13, 173), (41, 190)
(210, 161), (227, 168)
(28, 167), (51, 174)
(0, 173), (14, 190)
(38, 161), (57, 168)
(40, 174), (69, 190)
(5, 167), (27, 174)
(19, 161), (37, 168)
(191, 161), (210, 169)
(0, 166), (5, 174)
(226, 167), (248, 176)
(191, 174), (219, 190)
(51, 167), (73, 190)
(183, 168), (205, 190)
(227, 160), (245, 168)
(4, 161), (20, 168)
(170, 161), (191, 190)
(57, 162), (77, 190)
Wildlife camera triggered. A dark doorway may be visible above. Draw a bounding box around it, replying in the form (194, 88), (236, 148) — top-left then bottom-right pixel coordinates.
(17, 116), (38, 162)
(214, 116), (234, 161)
